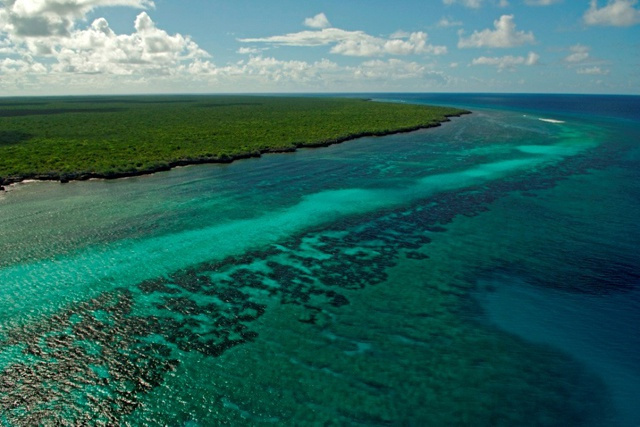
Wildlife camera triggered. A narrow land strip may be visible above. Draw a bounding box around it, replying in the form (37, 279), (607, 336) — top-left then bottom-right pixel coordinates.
(0, 96), (469, 187)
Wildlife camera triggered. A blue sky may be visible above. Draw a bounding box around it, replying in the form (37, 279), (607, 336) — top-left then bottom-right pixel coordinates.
(1, 0), (639, 95)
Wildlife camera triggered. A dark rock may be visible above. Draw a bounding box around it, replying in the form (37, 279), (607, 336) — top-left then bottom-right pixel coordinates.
(406, 251), (430, 260)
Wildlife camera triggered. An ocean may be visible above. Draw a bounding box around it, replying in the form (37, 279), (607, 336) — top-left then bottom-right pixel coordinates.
(0, 93), (638, 425)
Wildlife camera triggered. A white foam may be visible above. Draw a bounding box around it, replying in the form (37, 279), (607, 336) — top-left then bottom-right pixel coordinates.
(538, 118), (565, 124)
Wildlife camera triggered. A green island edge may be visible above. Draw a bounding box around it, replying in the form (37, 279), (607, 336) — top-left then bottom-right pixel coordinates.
(0, 96), (470, 188)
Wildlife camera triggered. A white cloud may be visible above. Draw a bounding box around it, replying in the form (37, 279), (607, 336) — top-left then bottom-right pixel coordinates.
(437, 17), (463, 27)
(336, 31), (446, 56)
(584, 0), (640, 26)
(0, 55), (46, 74)
(237, 47), (262, 55)
(443, 0), (484, 8)
(471, 51), (539, 70)
(498, 0), (510, 7)
(564, 44), (590, 63)
(304, 12), (331, 29)
(240, 28), (447, 57)
(458, 15), (535, 48)
(348, 59), (451, 86)
(187, 56), (336, 82)
(48, 13), (208, 75)
(0, 11), (209, 77)
(0, 0), (154, 37)
(351, 58), (427, 80)
(577, 66), (610, 74)
(0, 35), (17, 53)
(390, 30), (410, 39)
(0, 0), (215, 93)
(0, 4), (460, 94)
(229, 56), (338, 83)
(185, 56), (448, 89)
(187, 51), (453, 86)
(525, 0), (562, 5)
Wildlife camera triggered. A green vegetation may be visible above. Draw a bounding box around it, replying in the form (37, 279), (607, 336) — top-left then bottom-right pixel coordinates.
(0, 95), (468, 185)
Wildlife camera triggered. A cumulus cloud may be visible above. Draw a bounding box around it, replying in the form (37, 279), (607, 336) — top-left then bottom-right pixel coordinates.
(209, 56), (339, 83)
(577, 66), (610, 74)
(564, 44), (590, 63)
(0, 10), (209, 77)
(48, 13), (208, 75)
(184, 55), (452, 92)
(0, 0), (217, 93)
(0, 0), (154, 37)
(0, 54), (46, 74)
(443, 0), (484, 8)
(458, 15), (535, 48)
(471, 51), (539, 70)
(583, 0), (640, 26)
(334, 31), (446, 56)
(304, 12), (331, 29)
(0, 4), (458, 94)
(239, 26), (447, 57)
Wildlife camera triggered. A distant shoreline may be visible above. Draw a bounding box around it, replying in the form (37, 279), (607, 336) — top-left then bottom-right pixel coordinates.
(0, 96), (470, 190)
(1, 111), (469, 189)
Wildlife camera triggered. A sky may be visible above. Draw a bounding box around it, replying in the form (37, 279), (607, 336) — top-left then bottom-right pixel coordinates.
(0, 0), (639, 95)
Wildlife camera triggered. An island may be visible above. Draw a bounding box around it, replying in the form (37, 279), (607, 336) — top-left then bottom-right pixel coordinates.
(0, 95), (470, 187)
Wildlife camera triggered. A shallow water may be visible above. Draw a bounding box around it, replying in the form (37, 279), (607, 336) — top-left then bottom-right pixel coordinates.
(0, 94), (638, 425)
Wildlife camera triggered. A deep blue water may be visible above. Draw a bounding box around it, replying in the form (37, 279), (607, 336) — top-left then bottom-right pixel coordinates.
(372, 92), (640, 122)
(0, 93), (639, 425)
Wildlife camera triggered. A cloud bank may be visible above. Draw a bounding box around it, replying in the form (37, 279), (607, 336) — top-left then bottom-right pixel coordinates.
(0, 0), (154, 37)
(240, 16), (447, 57)
(583, 0), (640, 27)
(53, 13), (208, 75)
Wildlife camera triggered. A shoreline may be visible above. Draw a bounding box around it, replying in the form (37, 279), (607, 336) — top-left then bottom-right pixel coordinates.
(0, 111), (470, 189)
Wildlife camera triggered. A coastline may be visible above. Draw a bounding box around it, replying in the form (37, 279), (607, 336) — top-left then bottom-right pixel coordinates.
(0, 110), (470, 189)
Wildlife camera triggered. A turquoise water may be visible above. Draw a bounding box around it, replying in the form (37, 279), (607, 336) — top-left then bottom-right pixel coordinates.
(1, 94), (639, 425)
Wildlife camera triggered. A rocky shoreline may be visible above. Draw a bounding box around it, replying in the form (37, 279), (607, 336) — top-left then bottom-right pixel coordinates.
(0, 111), (470, 189)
